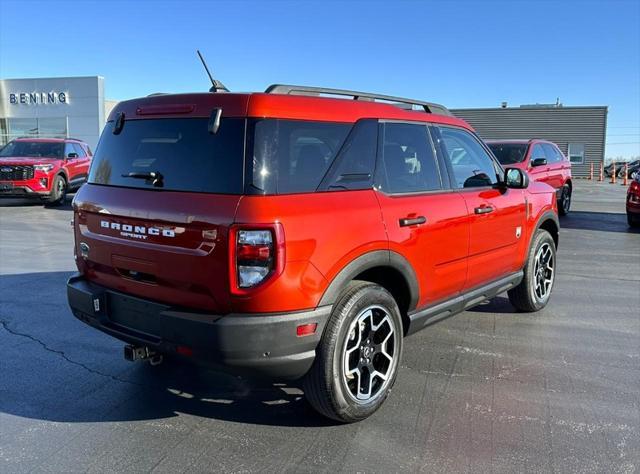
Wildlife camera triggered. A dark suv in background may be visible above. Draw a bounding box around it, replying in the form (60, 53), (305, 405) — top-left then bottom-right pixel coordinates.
(486, 139), (572, 215)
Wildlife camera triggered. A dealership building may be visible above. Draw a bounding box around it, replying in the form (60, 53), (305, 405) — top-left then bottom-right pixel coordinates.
(451, 104), (608, 178)
(0, 76), (118, 150)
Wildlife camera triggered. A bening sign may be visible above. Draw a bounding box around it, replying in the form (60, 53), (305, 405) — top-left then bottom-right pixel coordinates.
(9, 91), (69, 105)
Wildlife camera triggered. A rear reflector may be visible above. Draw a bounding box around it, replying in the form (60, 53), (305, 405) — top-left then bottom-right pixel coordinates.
(296, 323), (317, 337)
(176, 345), (193, 357)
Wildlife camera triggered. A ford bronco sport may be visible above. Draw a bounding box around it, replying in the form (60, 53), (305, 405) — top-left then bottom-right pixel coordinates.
(67, 84), (559, 422)
(0, 137), (92, 205)
(486, 139), (572, 215)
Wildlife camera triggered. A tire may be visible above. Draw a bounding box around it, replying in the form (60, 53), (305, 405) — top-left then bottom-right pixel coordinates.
(628, 213), (640, 228)
(508, 229), (556, 312)
(303, 281), (403, 423)
(557, 185), (571, 216)
(46, 175), (67, 206)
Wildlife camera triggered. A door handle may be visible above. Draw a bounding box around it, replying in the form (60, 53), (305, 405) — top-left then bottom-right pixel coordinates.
(399, 216), (427, 227)
(474, 205), (494, 215)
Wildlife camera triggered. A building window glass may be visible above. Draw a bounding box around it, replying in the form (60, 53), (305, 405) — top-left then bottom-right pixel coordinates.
(0, 119), (7, 146)
(37, 117), (67, 138)
(568, 143), (585, 164)
(4, 117), (67, 143)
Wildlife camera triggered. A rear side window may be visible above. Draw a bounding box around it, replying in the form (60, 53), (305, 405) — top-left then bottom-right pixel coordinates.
(379, 123), (441, 193)
(89, 118), (245, 194)
(542, 143), (562, 163)
(250, 119), (350, 194)
(438, 127), (498, 188)
(487, 143), (528, 165)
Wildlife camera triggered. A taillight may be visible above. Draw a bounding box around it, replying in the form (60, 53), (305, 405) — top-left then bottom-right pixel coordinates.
(236, 230), (274, 288)
(229, 223), (285, 294)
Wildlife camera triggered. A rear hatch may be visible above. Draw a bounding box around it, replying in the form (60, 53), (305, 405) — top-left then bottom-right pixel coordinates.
(73, 109), (247, 313)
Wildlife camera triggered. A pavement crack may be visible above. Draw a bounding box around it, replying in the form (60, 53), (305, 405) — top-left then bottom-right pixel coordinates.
(0, 319), (140, 387)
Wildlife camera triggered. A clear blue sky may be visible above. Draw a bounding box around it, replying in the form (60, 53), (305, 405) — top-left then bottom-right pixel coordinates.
(1, 0), (638, 158)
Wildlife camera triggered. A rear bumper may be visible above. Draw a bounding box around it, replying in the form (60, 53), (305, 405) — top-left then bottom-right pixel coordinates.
(67, 274), (331, 380)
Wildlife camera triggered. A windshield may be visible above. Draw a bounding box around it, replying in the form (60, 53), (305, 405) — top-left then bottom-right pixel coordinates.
(88, 118), (245, 194)
(487, 143), (528, 165)
(0, 141), (64, 159)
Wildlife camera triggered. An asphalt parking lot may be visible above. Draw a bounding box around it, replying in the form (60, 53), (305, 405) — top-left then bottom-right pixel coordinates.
(0, 180), (638, 473)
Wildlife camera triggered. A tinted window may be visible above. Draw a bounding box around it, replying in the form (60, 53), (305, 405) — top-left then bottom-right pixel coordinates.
(438, 127), (498, 188)
(250, 119), (350, 194)
(530, 144), (546, 161)
(72, 143), (86, 158)
(379, 123), (441, 193)
(64, 143), (76, 157)
(0, 140), (64, 159)
(324, 119), (377, 191)
(542, 143), (561, 163)
(89, 118), (245, 194)
(487, 143), (528, 165)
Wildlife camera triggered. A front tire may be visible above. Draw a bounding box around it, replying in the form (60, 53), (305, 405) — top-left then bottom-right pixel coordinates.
(558, 185), (571, 216)
(508, 229), (556, 312)
(303, 281), (403, 423)
(46, 175), (67, 207)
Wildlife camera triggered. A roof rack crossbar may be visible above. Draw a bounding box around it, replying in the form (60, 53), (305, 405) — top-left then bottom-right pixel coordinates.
(265, 84), (452, 116)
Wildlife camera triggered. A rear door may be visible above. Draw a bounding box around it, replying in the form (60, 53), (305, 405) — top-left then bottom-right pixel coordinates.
(75, 116), (246, 313)
(528, 143), (551, 186)
(433, 126), (527, 289)
(375, 121), (468, 308)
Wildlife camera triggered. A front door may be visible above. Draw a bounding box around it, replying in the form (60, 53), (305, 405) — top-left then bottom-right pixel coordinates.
(375, 122), (469, 308)
(433, 125), (527, 289)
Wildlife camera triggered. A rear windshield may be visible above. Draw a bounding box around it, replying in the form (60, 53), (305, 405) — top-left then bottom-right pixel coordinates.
(88, 118), (245, 194)
(487, 143), (528, 165)
(0, 141), (64, 159)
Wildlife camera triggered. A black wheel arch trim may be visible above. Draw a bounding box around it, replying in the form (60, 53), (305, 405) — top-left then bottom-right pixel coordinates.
(534, 210), (559, 246)
(317, 250), (420, 311)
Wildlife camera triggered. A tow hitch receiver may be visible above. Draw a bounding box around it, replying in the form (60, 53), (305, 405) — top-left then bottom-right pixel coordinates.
(123, 345), (163, 365)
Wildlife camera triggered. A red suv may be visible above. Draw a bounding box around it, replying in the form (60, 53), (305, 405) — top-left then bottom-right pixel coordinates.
(67, 85), (559, 422)
(0, 138), (92, 205)
(486, 139), (572, 215)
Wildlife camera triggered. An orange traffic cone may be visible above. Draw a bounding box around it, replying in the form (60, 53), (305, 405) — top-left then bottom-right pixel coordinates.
(589, 163), (594, 180)
(599, 162), (604, 182)
(611, 161), (616, 184)
(622, 163), (628, 186)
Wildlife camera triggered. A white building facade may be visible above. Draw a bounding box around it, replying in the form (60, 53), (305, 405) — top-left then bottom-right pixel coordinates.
(0, 76), (117, 150)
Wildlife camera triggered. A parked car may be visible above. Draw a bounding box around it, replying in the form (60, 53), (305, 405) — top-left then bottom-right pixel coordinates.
(486, 139), (573, 215)
(627, 175), (640, 227)
(0, 137), (92, 205)
(604, 161), (626, 177)
(617, 160), (640, 179)
(67, 84), (559, 422)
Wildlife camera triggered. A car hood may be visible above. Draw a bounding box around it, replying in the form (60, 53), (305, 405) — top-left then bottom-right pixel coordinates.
(0, 157), (61, 166)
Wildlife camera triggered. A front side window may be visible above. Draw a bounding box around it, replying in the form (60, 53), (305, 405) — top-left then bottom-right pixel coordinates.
(438, 127), (498, 188)
(530, 144), (547, 161)
(0, 140), (64, 159)
(89, 118), (245, 194)
(378, 122), (441, 194)
(487, 143), (528, 165)
(568, 143), (585, 164)
(72, 143), (87, 158)
(250, 119), (350, 194)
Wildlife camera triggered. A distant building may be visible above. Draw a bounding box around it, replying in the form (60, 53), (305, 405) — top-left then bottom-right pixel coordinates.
(0, 76), (119, 150)
(451, 104), (607, 177)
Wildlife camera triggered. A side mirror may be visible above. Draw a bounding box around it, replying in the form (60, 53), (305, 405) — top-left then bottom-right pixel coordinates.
(531, 157), (547, 167)
(67, 152), (79, 159)
(503, 168), (529, 189)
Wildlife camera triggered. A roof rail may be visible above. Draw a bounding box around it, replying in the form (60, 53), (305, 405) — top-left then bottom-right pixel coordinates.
(265, 84), (452, 116)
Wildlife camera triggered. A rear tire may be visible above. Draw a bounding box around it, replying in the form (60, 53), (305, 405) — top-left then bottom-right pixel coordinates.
(46, 175), (67, 207)
(303, 281), (403, 423)
(628, 213), (640, 228)
(558, 185), (571, 216)
(508, 229), (556, 312)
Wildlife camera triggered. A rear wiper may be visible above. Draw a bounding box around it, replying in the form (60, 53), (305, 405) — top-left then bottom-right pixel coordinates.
(121, 171), (164, 187)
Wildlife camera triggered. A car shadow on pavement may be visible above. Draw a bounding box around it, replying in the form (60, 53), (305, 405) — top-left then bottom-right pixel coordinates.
(561, 210), (639, 234)
(0, 196), (74, 210)
(0, 271), (336, 428)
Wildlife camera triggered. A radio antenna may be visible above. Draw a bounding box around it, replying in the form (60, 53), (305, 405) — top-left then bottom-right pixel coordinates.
(196, 50), (229, 93)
